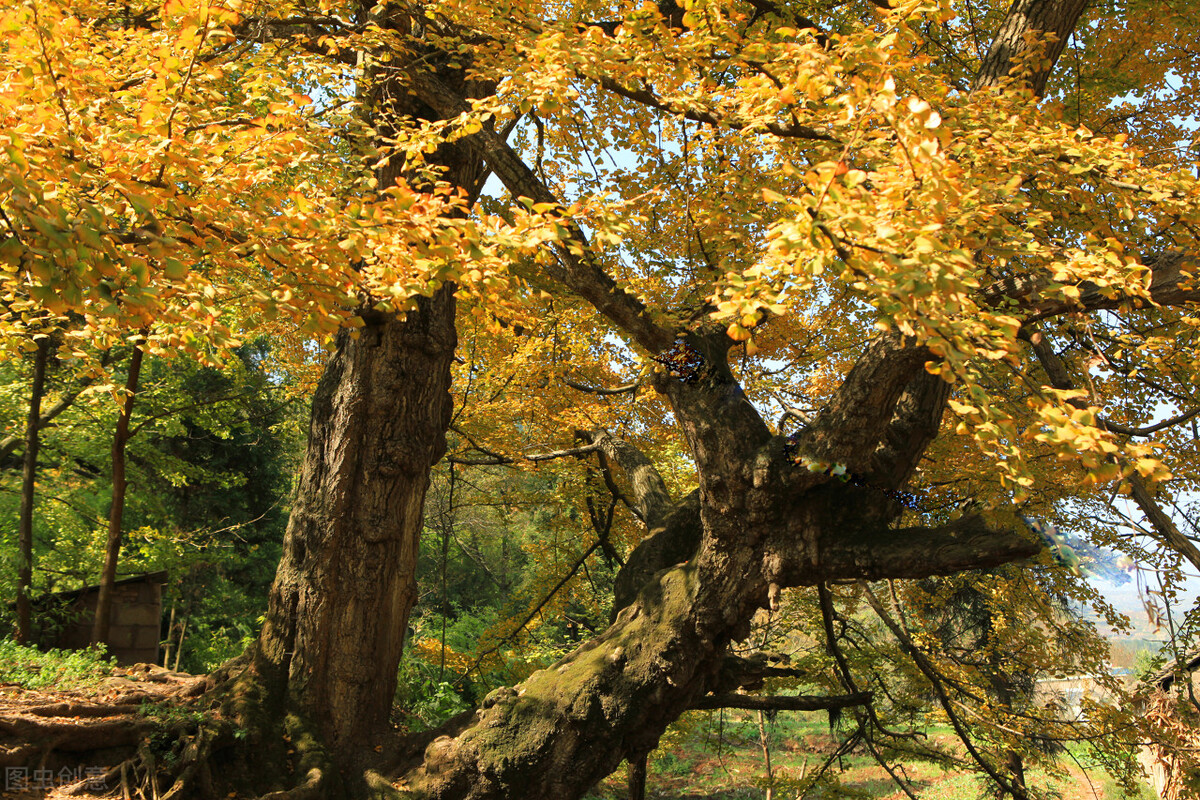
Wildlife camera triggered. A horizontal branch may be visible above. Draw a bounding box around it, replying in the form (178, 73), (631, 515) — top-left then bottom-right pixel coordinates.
(1026, 251), (1199, 323)
(560, 376), (639, 396)
(595, 77), (837, 142)
(1100, 405), (1200, 437)
(447, 441), (601, 466)
(780, 500), (1041, 584)
(230, 14), (359, 64)
(713, 653), (804, 692)
(579, 429), (673, 528)
(692, 692), (871, 712)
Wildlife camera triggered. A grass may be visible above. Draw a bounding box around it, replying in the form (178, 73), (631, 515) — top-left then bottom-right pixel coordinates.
(0, 638), (115, 690)
(582, 710), (1158, 800)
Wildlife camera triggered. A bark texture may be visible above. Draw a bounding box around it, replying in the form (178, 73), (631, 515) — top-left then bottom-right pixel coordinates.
(255, 297), (457, 757)
(974, 0), (1090, 96)
(249, 11), (491, 776)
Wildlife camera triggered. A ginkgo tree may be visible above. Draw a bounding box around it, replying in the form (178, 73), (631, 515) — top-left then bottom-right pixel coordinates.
(4, 0), (1200, 798)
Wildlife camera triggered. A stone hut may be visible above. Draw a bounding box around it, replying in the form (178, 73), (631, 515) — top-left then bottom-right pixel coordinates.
(34, 571), (167, 665)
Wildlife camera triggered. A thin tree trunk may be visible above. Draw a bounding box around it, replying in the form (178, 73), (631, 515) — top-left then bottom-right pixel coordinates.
(15, 335), (51, 644)
(627, 754), (647, 800)
(757, 710), (775, 800)
(173, 617), (187, 672)
(162, 600), (176, 668)
(91, 341), (146, 646)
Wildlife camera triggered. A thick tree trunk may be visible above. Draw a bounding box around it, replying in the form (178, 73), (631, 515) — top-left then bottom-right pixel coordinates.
(247, 21), (489, 781)
(974, 0), (1090, 96)
(253, 293), (457, 758)
(15, 335), (50, 645)
(92, 341), (145, 646)
(394, 332), (1037, 800)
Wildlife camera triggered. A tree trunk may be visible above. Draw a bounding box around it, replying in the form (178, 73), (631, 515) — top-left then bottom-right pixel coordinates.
(974, 0), (1090, 96)
(247, 26), (489, 781)
(627, 754), (647, 800)
(15, 335), (50, 645)
(757, 710), (775, 800)
(253, 293), (458, 758)
(92, 341), (145, 646)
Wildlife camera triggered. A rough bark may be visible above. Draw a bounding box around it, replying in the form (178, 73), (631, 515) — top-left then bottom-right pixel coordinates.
(791, 337), (937, 475)
(15, 335), (50, 645)
(253, 298), (457, 758)
(974, 0), (1090, 96)
(627, 755), (646, 800)
(92, 341), (145, 646)
(611, 491), (700, 617)
(581, 429), (673, 528)
(247, 14), (491, 781)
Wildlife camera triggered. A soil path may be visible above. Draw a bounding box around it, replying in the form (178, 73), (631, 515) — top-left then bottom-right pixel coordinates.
(0, 664), (201, 799)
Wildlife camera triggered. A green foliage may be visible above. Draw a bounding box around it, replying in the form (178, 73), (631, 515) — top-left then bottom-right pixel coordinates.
(1134, 647), (1167, 682)
(138, 700), (209, 727)
(394, 659), (472, 730)
(405, 459), (621, 697)
(0, 638), (113, 689)
(0, 338), (305, 672)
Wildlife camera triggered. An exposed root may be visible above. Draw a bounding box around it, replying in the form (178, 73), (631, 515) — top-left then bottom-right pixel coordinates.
(24, 703), (144, 718)
(0, 664), (215, 798)
(258, 767), (324, 800)
(4, 657), (421, 800)
(0, 715), (148, 750)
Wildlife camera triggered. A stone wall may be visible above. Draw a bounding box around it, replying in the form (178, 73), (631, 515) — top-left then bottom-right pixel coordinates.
(36, 572), (166, 666)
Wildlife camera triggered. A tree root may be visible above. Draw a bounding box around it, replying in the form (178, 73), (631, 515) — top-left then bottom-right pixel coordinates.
(25, 702), (144, 718)
(2, 657), (414, 800)
(258, 767), (324, 800)
(0, 716), (149, 748)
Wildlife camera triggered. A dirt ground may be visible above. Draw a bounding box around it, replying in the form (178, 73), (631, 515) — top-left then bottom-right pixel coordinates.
(0, 672), (1153, 800)
(0, 664), (201, 800)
